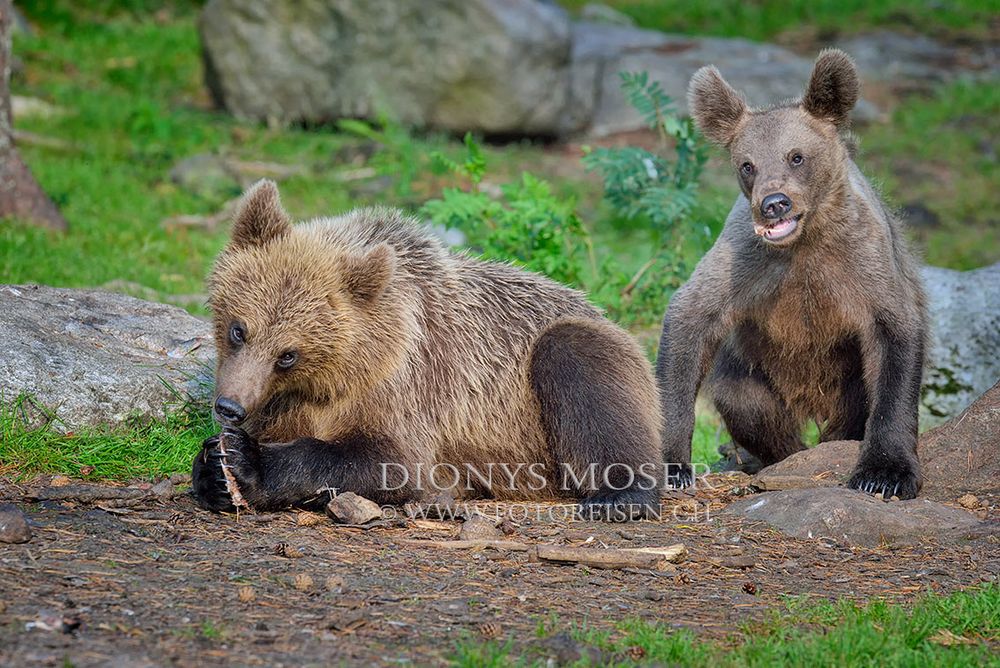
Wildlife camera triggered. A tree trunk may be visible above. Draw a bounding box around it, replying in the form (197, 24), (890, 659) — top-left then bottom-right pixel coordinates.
(0, 0), (66, 231)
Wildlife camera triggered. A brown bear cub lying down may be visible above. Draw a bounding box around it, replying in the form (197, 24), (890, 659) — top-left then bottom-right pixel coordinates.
(657, 49), (928, 499)
(193, 180), (662, 521)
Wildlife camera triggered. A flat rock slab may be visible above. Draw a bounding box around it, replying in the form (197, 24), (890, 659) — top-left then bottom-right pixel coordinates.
(0, 284), (215, 429)
(750, 381), (1000, 502)
(724, 487), (985, 546)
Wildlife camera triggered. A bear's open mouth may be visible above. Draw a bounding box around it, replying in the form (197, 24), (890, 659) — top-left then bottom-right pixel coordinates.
(754, 213), (803, 242)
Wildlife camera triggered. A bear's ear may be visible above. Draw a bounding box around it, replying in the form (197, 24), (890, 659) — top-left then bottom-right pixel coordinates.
(688, 65), (747, 147)
(229, 179), (292, 249)
(802, 49), (859, 128)
(342, 243), (395, 305)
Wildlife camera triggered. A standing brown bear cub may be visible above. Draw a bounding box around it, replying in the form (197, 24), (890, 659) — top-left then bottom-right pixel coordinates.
(657, 49), (928, 498)
(193, 180), (662, 520)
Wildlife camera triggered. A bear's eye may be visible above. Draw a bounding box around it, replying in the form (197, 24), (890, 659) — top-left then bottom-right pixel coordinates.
(790, 154), (804, 167)
(229, 324), (245, 346)
(740, 162), (754, 176)
(276, 351), (298, 371)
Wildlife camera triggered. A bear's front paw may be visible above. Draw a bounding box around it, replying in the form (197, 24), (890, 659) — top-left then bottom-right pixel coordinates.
(192, 434), (235, 512)
(191, 429), (263, 512)
(847, 449), (921, 500)
(577, 486), (659, 523)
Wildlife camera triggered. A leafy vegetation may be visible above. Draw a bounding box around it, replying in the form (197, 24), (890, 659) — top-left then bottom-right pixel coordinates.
(453, 584), (1000, 667)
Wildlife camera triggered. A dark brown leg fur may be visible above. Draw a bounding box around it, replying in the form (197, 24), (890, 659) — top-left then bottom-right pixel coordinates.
(530, 319), (661, 522)
(709, 343), (805, 466)
(845, 318), (923, 499)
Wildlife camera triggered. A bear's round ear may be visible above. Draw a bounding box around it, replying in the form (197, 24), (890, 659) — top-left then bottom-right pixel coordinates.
(802, 49), (859, 128)
(342, 243), (395, 305)
(229, 179), (292, 249)
(688, 65), (747, 147)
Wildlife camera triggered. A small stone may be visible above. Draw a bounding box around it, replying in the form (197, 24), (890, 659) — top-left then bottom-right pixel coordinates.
(293, 574), (314, 591)
(459, 514), (501, 541)
(50, 475), (71, 487)
(237, 586), (256, 602)
(957, 494), (979, 509)
(0, 504), (32, 544)
(326, 492), (383, 525)
(150, 479), (174, 499)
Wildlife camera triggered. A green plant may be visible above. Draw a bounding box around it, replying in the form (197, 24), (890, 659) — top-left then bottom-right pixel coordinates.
(454, 584), (999, 667)
(584, 72), (707, 233)
(421, 133), (592, 288)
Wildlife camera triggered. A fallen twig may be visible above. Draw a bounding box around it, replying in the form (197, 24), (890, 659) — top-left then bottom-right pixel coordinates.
(536, 544), (686, 571)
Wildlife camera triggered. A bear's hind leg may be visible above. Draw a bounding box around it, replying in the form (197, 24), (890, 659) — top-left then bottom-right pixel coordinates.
(530, 318), (662, 522)
(709, 344), (805, 467)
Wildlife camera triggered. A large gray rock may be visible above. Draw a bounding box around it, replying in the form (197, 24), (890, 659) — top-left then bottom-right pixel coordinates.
(0, 285), (214, 429)
(199, 1), (874, 137)
(724, 487), (984, 546)
(572, 23), (845, 137)
(200, 0), (572, 135)
(921, 263), (1000, 426)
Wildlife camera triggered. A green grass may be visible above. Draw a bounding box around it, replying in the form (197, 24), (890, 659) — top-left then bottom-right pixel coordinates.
(558, 0), (995, 41)
(452, 585), (1000, 667)
(0, 397), (212, 480)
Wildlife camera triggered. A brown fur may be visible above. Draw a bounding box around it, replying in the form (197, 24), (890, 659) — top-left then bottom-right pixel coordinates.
(195, 181), (662, 519)
(657, 50), (928, 499)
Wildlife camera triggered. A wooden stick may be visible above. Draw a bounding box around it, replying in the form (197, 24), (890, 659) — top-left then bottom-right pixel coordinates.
(536, 544), (685, 571)
(217, 433), (250, 511)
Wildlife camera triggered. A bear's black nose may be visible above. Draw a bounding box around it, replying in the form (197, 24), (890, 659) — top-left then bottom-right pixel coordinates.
(214, 396), (246, 425)
(761, 193), (792, 219)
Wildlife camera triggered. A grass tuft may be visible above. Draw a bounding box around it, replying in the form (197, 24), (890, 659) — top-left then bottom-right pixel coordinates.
(0, 396), (214, 480)
(453, 585), (1000, 667)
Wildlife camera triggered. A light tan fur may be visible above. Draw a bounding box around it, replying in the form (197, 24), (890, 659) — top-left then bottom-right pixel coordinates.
(208, 181), (661, 501)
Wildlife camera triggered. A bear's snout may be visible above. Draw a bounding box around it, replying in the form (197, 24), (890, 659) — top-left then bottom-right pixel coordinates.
(214, 396), (247, 425)
(760, 193), (793, 220)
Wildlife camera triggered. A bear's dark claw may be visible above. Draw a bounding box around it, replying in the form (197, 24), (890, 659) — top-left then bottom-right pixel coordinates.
(846, 458), (920, 501)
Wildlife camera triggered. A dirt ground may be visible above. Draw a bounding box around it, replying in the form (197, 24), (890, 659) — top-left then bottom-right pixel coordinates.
(1, 475), (997, 667)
